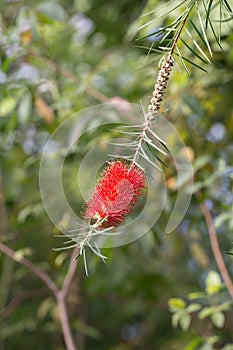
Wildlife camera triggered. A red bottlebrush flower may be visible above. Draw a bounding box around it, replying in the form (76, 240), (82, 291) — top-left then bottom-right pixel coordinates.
(84, 160), (146, 227)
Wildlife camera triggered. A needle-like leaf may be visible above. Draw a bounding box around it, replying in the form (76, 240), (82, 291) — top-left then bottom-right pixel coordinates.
(205, 0), (214, 28)
(180, 38), (209, 64)
(185, 28), (211, 63)
(196, 2), (212, 56)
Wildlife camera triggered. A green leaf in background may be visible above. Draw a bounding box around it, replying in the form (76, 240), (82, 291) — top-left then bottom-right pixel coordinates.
(18, 93), (32, 124)
(221, 345), (233, 350)
(210, 311), (225, 328)
(186, 303), (202, 313)
(180, 313), (191, 331)
(168, 297), (187, 312)
(184, 337), (203, 350)
(199, 306), (213, 320)
(37, 1), (67, 22)
(205, 271), (224, 295)
(0, 0), (233, 349)
(0, 98), (17, 117)
(17, 203), (44, 223)
(188, 292), (205, 300)
(171, 312), (180, 328)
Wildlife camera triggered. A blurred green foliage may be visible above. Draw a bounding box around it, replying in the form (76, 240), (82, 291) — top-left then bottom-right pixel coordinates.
(0, 0), (233, 349)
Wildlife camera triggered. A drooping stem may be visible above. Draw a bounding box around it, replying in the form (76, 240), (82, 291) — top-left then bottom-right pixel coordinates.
(57, 292), (78, 350)
(200, 200), (233, 300)
(61, 247), (80, 298)
(131, 7), (193, 167)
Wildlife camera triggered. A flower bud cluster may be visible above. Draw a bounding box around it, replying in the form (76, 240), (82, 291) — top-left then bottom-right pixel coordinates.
(148, 56), (174, 115)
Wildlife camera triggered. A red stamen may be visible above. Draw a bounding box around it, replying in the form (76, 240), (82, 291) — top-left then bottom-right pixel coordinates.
(84, 160), (146, 227)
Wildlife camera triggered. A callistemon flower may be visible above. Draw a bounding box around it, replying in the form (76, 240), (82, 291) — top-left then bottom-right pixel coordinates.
(84, 160), (146, 227)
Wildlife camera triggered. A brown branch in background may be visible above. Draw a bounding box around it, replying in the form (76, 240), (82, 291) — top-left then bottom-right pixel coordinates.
(61, 247), (80, 298)
(0, 242), (59, 296)
(28, 50), (142, 125)
(0, 241), (78, 350)
(28, 50), (108, 103)
(57, 293), (77, 350)
(0, 289), (48, 322)
(0, 168), (9, 236)
(199, 199), (233, 299)
(0, 165), (78, 350)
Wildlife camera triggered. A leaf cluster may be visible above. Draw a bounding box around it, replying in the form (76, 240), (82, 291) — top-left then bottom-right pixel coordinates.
(137, 0), (233, 74)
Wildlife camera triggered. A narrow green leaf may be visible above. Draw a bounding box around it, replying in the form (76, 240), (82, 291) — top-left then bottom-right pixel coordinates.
(185, 28), (211, 63)
(196, 2), (212, 56)
(180, 38), (209, 64)
(223, 0), (233, 13)
(142, 0), (189, 17)
(175, 46), (190, 75)
(53, 242), (79, 251)
(83, 248), (89, 276)
(174, 51), (209, 73)
(147, 127), (169, 147)
(205, 0), (214, 29)
(202, 1), (223, 48)
(214, 212), (231, 228)
(139, 9), (188, 41)
(146, 130), (170, 154)
(135, 45), (167, 55)
(220, 0), (222, 42)
(138, 16), (180, 41)
(146, 143), (168, 167)
(74, 252), (80, 260)
(139, 149), (161, 170)
(190, 19), (209, 50)
(225, 251), (233, 256)
(144, 135), (168, 156)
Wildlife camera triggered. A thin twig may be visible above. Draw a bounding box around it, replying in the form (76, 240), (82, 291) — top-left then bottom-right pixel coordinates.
(0, 289), (48, 322)
(199, 199), (233, 300)
(61, 247), (80, 298)
(0, 242), (59, 297)
(0, 241), (78, 350)
(130, 8), (192, 167)
(169, 6), (191, 58)
(28, 50), (108, 102)
(57, 292), (77, 350)
(0, 167), (9, 236)
(0, 166), (78, 350)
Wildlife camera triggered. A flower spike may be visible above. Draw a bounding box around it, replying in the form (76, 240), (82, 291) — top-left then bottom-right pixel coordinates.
(84, 160), (146, 227)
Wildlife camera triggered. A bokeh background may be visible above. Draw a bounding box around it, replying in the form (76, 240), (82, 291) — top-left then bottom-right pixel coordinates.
(0, 0), (233, 349)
